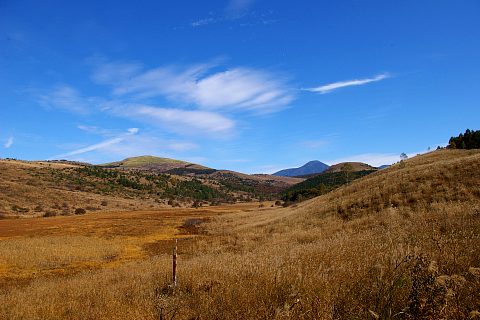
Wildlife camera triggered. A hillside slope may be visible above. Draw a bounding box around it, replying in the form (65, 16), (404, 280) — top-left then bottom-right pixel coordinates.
(282, 169), (376, 202)
(299, 149), (480, 220)
(200, 149), (480, 319)
(0, 160), (187, 217)
(103, 156), (302, 193)
(100, 155), (208, 172)
(323, 161), (376, 173)
(0, 158), (299, 217)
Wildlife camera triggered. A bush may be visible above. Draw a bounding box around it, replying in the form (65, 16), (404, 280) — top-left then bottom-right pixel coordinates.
(43, 211), (57, 217)
(192, 201), (201, 208)
(11, 205), (29, 213)
(74, 208), (86, 215)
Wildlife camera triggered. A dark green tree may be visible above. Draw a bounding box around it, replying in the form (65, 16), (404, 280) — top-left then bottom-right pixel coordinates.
(448, 129), (480, 149)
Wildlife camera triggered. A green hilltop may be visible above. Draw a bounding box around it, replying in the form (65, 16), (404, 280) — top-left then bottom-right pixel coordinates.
(101, 155), (190, 168)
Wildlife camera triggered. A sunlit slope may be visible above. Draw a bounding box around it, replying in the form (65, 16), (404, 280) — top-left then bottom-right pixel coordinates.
(297, 149), (480, 220)
(100, 155), (207, 170)
(0, 160), (164, 217)
(323, 161), (376, 173)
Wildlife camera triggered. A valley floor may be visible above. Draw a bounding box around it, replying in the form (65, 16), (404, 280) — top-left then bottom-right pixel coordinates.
(0, 203), (265, 285)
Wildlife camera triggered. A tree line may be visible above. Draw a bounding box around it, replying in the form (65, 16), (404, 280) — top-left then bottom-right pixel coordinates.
(448, 129), (480, 149)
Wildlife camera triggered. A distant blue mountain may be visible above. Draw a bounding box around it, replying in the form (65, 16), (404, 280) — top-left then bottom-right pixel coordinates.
(273, 160), (330, 177)
(377, 165), (390, 169)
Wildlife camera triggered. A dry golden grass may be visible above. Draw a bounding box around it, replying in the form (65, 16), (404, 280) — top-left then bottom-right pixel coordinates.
(0, 236), (121, 272)
(0, 150), (479, 319)
(0, 160), (167, 218)
(0, 204), (263, 284)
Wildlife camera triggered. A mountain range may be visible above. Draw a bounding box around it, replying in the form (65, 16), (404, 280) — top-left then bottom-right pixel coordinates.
(273, 160), (330, 177)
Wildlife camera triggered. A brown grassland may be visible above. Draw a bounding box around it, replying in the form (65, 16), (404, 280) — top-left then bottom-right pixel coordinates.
(0, 159), (300, 218)
(0, 149), (480, 319)
(0, 160), (164, 218)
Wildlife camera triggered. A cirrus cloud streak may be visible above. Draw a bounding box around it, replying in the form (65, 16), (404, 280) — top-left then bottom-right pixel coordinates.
(304, 73), (390, 94)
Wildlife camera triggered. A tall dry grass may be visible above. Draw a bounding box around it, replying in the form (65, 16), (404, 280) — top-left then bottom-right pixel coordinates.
(0, 236), (121, 270)
(0, 150), (479, 319)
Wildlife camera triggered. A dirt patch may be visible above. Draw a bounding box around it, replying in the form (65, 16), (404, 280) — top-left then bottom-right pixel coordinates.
(177, 218), (210, 235)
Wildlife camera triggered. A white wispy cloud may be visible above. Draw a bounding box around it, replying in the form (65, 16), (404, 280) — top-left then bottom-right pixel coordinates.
(38, 85), (98, 114)
(91, 133), (198, 158)
(190, 0), (256, 27)
(4, 136), (14, 148)
(51, 128), (139, 159)
(76, 125), (135, 137)
(51, 126), (199, 163)
(189, 68), (293, 112)
(101, 63), (293, 113)
(35, 58), (291, 142)
(191, 17), (218, 27)
(304, 73), (390, 94)
(77, 125), (113, 135)
(77, 125), (99, 133)
(226, 0), (255, 17)
(108, 63), (207, 98)
(110, 104), (235, 135)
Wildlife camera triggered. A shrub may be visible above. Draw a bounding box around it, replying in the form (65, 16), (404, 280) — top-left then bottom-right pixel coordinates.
(74, 208), (86, 215)
(43, 211), (57, 217)
(11, 205), (29, 213)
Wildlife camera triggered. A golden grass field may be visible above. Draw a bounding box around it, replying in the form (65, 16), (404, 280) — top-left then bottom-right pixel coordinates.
(0, 203), (265, 283)
(0, 149), (479, 319)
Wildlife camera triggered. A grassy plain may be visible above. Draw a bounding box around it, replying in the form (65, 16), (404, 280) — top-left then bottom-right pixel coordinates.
(0, 150), (479, 319)
(0, 203), (264, 284)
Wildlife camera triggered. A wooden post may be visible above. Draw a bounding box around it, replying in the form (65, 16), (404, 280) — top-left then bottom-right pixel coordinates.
(172, 239), (177, 287)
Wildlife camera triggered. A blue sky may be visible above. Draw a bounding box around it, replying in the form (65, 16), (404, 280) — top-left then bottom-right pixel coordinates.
(1, 0), (479, 173)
